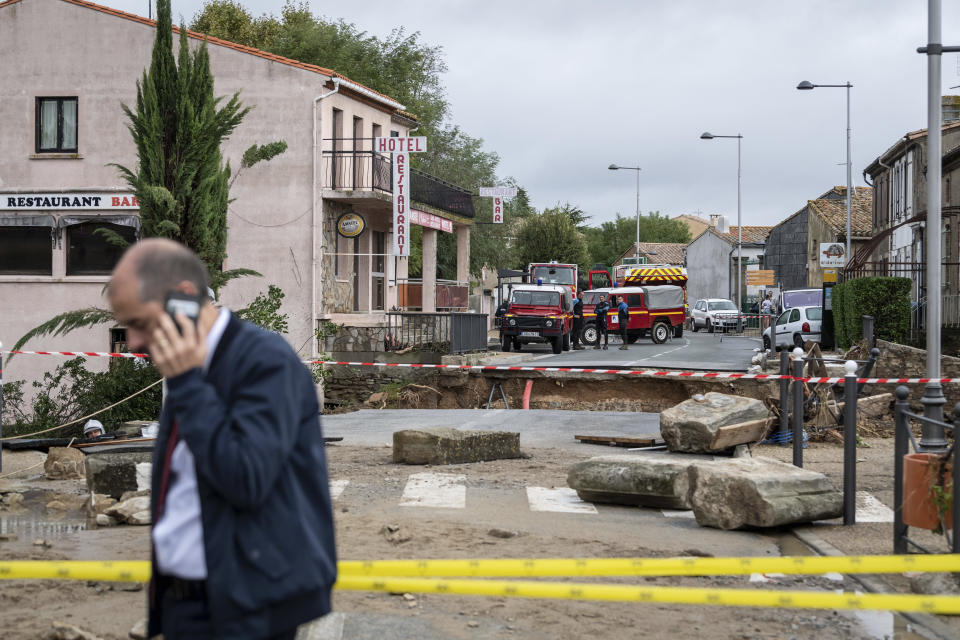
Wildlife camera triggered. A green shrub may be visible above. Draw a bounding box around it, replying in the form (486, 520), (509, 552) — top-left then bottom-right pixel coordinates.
(1, 357), (162, 439)
(832, 276), (911, 349)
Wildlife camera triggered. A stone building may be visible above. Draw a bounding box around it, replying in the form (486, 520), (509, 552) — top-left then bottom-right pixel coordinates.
(0, 0), (475, 388)
(763, 187), (872, 291)
(861, 117), (960, 311)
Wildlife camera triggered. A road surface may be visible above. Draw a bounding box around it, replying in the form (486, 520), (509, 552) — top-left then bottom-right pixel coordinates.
(488, 331), (759, 372)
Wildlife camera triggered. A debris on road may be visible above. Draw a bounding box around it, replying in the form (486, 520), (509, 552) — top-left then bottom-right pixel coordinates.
(393, 428), (521, 465)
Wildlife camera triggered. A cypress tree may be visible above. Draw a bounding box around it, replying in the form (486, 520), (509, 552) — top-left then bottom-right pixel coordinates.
(114, 0), (248, 288)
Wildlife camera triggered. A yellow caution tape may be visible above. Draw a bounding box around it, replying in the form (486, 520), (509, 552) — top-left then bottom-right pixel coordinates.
(335, 575), (960, 613)
(4, 559), (960, 613)
(0, 561), (150, 582)
(3, 555), (959, 584)
(338, 554), (960, 578)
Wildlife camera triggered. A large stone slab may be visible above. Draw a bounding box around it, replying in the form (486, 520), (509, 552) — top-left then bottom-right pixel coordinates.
(393, 428), (521, 465)
(45, 447), (86, 480)
(687, 456), (842, 530)
(566, 454), (705, 509)
(84, 451), (153, 499)
(660, 392), (769, 453)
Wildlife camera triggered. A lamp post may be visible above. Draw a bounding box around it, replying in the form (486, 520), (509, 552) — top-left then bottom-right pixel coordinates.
(608, 164), (641, 260)
(700, 132), (743, 312)
(796, 80), (853, 260)
(916, 0), (960, 451)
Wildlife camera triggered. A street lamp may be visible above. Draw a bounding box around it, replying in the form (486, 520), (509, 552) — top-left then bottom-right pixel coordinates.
(796, 80), (853, 260)
(608, 164), (641, 260)
(700, 132), (743, 312)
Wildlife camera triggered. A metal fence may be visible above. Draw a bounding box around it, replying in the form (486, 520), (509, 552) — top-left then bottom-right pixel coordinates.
(385, 312), (488, 355)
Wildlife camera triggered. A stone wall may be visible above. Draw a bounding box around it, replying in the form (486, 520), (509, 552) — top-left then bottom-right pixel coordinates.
(324, 365), (437, 408)
(321, 201), (355, 313)
(872, 339), (960, 405)
(321, 324), (387, 353)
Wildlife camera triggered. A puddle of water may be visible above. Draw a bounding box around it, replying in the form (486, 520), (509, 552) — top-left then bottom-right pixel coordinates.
(0, 512), (87, 539)
(773, 534), (927, 640)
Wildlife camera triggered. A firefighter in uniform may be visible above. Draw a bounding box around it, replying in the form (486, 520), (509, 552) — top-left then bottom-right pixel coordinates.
(571, 295), (585, 350)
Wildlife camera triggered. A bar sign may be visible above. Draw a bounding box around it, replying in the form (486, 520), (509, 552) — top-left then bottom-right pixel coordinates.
(493, 196), (503, 224)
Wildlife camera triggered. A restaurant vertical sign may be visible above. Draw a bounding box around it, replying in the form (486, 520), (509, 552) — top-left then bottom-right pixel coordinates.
(376, 136), (427, 256)
(479, 186), (517, 225)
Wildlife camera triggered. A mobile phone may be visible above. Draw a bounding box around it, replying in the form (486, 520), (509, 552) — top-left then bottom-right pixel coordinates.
(164, 291), (203, 334)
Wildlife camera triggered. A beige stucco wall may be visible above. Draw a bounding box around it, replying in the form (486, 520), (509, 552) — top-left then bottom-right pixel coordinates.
(0, 0), (410, 390)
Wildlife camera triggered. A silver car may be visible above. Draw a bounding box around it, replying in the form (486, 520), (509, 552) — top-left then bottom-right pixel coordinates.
(763, 305), (823, 350)
(691, 298), (740, 332)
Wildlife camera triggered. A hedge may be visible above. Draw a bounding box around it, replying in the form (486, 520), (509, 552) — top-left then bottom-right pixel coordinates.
(832, 276), (911, 349)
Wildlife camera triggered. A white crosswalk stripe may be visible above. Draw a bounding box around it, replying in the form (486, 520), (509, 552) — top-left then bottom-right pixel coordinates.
(399, 472), (467, 509)
(329, 479), (349, 500)
(526, 487), (598, 514)
(854, 491), (894, 523)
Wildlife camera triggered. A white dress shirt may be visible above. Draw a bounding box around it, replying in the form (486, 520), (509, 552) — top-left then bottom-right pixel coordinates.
(153, 308), (230, 579)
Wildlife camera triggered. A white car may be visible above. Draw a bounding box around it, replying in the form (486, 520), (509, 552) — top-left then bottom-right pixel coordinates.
(763, 305), (823, 350)
(691, 298), (740, 332)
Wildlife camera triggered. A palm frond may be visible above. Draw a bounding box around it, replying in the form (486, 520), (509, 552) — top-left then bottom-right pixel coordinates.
(11, 307), (115, 357)
(210, 267), (262, 291)
(92, 227), (133, 249)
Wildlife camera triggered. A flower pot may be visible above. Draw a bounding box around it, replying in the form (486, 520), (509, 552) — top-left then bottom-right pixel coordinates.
(902, 453), (954, 531)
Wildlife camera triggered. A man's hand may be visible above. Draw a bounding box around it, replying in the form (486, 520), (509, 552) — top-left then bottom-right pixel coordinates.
(151, 313), (208, 378)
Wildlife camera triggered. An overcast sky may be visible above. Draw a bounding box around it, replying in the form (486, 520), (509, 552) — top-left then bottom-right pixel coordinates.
(112, 0), (960, 228)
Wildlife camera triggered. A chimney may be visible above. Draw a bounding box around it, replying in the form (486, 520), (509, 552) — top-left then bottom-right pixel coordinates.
(944, 95), (960, 124)
(709, 214), (721, 228)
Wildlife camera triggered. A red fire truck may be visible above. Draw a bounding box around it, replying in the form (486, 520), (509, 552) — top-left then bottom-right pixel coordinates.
(580, 285), (686, 345)
(528, 261), (578, 298)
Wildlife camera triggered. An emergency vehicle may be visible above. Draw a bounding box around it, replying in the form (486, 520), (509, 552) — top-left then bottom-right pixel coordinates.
(528, 261), (578, 297)
(580, 285), (685, 345)
(499, 283), (574, 354)
(589, 264), (688, 312)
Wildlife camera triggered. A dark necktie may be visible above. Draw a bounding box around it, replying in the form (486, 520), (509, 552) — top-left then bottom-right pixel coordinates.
(154, 420), (180, 522)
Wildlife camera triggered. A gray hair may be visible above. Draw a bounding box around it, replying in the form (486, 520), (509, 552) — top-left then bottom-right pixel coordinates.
(133, 242), (211, 302)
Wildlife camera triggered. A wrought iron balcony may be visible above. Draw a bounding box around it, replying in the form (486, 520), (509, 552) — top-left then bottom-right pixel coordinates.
(321, 150), (475, 218)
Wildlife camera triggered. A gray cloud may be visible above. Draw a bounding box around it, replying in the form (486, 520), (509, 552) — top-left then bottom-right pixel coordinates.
(116, 0), (959, 227)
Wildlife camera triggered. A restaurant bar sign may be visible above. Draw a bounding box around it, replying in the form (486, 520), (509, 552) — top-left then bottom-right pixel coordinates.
(336, 212), (365, 238)
(411, 209), (453, 233)
(1, 192), (140, 210)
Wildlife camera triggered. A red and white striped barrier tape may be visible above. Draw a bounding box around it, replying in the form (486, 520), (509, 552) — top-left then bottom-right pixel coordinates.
(4, 350), (956, 385)
(5, 350), (148, 359)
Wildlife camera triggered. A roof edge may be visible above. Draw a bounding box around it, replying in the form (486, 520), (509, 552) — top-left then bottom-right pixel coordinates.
(4, 0), (406, 112)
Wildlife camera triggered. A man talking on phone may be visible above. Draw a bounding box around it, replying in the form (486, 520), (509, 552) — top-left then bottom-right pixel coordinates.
(108, 239), (336, 639)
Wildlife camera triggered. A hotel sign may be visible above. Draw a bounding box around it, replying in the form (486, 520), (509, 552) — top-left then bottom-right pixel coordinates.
(376, 137), (428, 257)
(1, 192), (140, 210)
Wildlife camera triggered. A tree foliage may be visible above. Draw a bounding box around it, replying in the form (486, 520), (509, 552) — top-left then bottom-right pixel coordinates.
(115, 0), (250, 290)
(1, 358), (162, 438)
(583, 212), (692, 268)
(515, 207), (588, 270)
(236, 284), (290, 334)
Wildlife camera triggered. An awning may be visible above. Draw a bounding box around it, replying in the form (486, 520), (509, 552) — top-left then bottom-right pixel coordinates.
(0, 214), (56, 227)
(58, 214), (141, 232)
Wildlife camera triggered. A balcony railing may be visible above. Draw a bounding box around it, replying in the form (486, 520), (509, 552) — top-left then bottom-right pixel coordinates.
(321, 151), (475, 218)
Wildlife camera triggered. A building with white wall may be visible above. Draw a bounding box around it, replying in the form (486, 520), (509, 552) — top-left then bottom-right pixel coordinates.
(0, 0), (475, 388)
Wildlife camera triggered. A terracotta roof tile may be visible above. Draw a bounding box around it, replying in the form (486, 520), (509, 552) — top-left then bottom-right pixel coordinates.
(1, 0), (404, 110)
(807, 188), (873, 238)
(713, 225), (772, 245)
(618, 242), (687, 265)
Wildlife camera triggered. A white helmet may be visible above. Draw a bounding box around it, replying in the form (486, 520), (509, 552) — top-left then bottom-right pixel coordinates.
(83, 419), (104, 436)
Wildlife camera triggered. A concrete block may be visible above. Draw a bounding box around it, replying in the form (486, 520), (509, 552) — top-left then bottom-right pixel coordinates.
(85, 451), (153, 499)
(687, 456), (842, 530)
(567, 453), (706, 509)
(393, 428), (521, 465)
(660, 392), (769, 453)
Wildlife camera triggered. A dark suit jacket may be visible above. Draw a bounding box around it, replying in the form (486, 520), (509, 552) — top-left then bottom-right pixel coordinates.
(148, 314), (336, 639)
